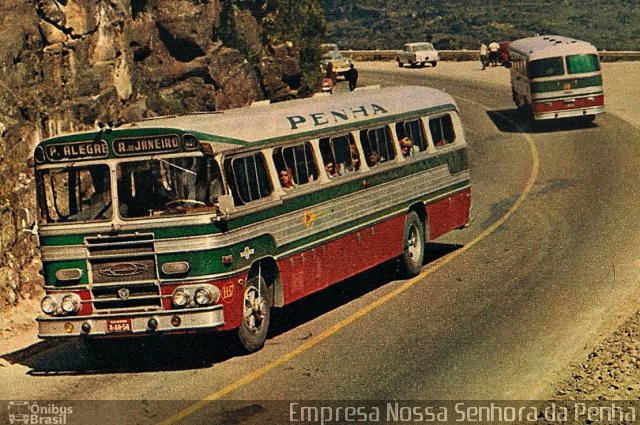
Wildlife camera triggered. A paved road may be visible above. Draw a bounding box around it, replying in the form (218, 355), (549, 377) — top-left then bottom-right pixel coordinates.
(2, 61), (640, 424)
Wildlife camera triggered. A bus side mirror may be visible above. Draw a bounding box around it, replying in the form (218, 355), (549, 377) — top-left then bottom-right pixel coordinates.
(212, 194), (235, 221)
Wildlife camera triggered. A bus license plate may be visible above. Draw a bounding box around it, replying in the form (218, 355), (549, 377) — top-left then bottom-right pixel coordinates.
(106, 318), (132, 333)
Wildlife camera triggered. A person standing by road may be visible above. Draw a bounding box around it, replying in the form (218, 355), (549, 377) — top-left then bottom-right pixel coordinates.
(488, 41), (500, 67)
(345, 63), (359, 91)
(479, 42), (488, 70)
(326, 62), (337, 86)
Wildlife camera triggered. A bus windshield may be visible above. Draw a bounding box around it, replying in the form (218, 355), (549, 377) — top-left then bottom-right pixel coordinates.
(117, 156), (223, 219)
(566, 54), (600, 74)
(37, 164), (112, 223)
(36, 156), (225, 224)
(528, 57), (564, 78)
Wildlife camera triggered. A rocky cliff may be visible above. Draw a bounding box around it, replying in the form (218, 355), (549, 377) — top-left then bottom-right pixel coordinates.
(0, 0), (326, 309)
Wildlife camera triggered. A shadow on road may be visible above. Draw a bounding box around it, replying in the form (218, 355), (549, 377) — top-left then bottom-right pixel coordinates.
(487, 108), (599, 133)
(4, 242), (462, 375)
(269, 242), (462, 338)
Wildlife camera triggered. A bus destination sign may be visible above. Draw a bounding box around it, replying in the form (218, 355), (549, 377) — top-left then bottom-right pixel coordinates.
(113, 134), (181, 156)
(43, 140), (109, 162)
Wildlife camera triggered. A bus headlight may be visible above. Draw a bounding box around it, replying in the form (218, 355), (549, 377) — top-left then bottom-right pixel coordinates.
(41, 296), (58, 315)
(172, 288), (190, 307)
(194, 287), (212, 306)
(194, 286), (220, 306)
(61, 294), (81, 314)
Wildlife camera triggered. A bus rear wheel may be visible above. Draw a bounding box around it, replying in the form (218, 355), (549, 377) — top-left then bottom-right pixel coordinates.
(398, 211), (425, 277)
(236, 276), (271, 353)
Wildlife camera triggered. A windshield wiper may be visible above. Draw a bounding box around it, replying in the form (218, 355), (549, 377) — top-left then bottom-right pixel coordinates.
(152, 156), (197, 176)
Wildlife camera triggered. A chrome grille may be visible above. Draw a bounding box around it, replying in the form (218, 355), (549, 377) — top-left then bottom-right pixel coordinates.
(86, 234), (162, 311)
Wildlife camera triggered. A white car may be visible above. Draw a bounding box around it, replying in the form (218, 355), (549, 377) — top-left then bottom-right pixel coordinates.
(396, 42), (439, 68)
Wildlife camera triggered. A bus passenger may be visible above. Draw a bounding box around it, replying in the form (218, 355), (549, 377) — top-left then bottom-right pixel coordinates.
(400, 137), (417, 157)
(367, 150), (380, 167)
(325, 161), (337, 178)
(279, 167), (295, 190)
(349, 141), (361, 171)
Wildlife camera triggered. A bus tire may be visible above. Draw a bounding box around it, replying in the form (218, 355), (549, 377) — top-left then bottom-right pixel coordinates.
(398, 211), (425, 277)
(236, 276), (271, 353)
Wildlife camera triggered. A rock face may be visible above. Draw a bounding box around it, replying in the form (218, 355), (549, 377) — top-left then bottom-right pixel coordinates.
(0, 0), (317, 309)
(36, 0), (304, 130)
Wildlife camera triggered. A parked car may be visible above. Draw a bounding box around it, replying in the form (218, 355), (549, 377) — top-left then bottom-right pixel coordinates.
(396, 42), (439, 68)
(320, 43), (353, 78)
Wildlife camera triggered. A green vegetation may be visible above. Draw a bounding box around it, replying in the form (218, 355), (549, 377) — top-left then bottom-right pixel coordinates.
(320, 0), (640, 51)
(263, 0), (328, 89)
(221, 0), (327, 91)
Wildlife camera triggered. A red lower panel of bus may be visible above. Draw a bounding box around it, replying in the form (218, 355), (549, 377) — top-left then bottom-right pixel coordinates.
(532, 94), (604, 114)
(279, 214), (406, 305)
(427, 188), (471, 240)
(278, 188), (471, 306)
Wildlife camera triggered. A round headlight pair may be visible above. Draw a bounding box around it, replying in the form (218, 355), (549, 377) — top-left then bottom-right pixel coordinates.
(40, 293), (81, 315)
(172, 285), (220, 308)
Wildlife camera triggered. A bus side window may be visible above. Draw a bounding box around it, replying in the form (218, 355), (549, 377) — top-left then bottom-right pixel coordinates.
(225, 153), (272, 206)
(319, 134), (358, 176)
(429, 114), (456, 148)
(360, 125), (395, 166)
(395, 119), (427, 154)
(274, 142), (319, 186)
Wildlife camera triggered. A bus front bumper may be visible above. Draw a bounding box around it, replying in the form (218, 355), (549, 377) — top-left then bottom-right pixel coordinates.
(37, 305), (225, 338)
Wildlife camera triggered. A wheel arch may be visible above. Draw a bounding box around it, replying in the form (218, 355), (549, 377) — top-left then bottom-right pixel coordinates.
(248, 257), (284, 307)
(408, 201), (429, 242)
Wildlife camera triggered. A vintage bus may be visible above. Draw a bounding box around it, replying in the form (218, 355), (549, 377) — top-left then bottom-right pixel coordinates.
(509, 35), (604, 121)
(32, 86), (471, 354)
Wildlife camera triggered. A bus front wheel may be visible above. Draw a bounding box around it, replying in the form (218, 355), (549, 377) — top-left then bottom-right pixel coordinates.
(398, 211), (425, 277)
(236, 276), (271, 353)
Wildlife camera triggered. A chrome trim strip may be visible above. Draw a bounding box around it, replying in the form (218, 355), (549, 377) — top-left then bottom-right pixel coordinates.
(532, 87), (603, 101)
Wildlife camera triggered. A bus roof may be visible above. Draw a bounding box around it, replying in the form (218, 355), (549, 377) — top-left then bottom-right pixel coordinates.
(36, 86), (457, 161)
(120, 85), (456, 147)
(509, 35), (598, 61)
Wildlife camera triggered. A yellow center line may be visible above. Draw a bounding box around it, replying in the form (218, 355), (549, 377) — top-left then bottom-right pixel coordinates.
(159, 101), (539, 425)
